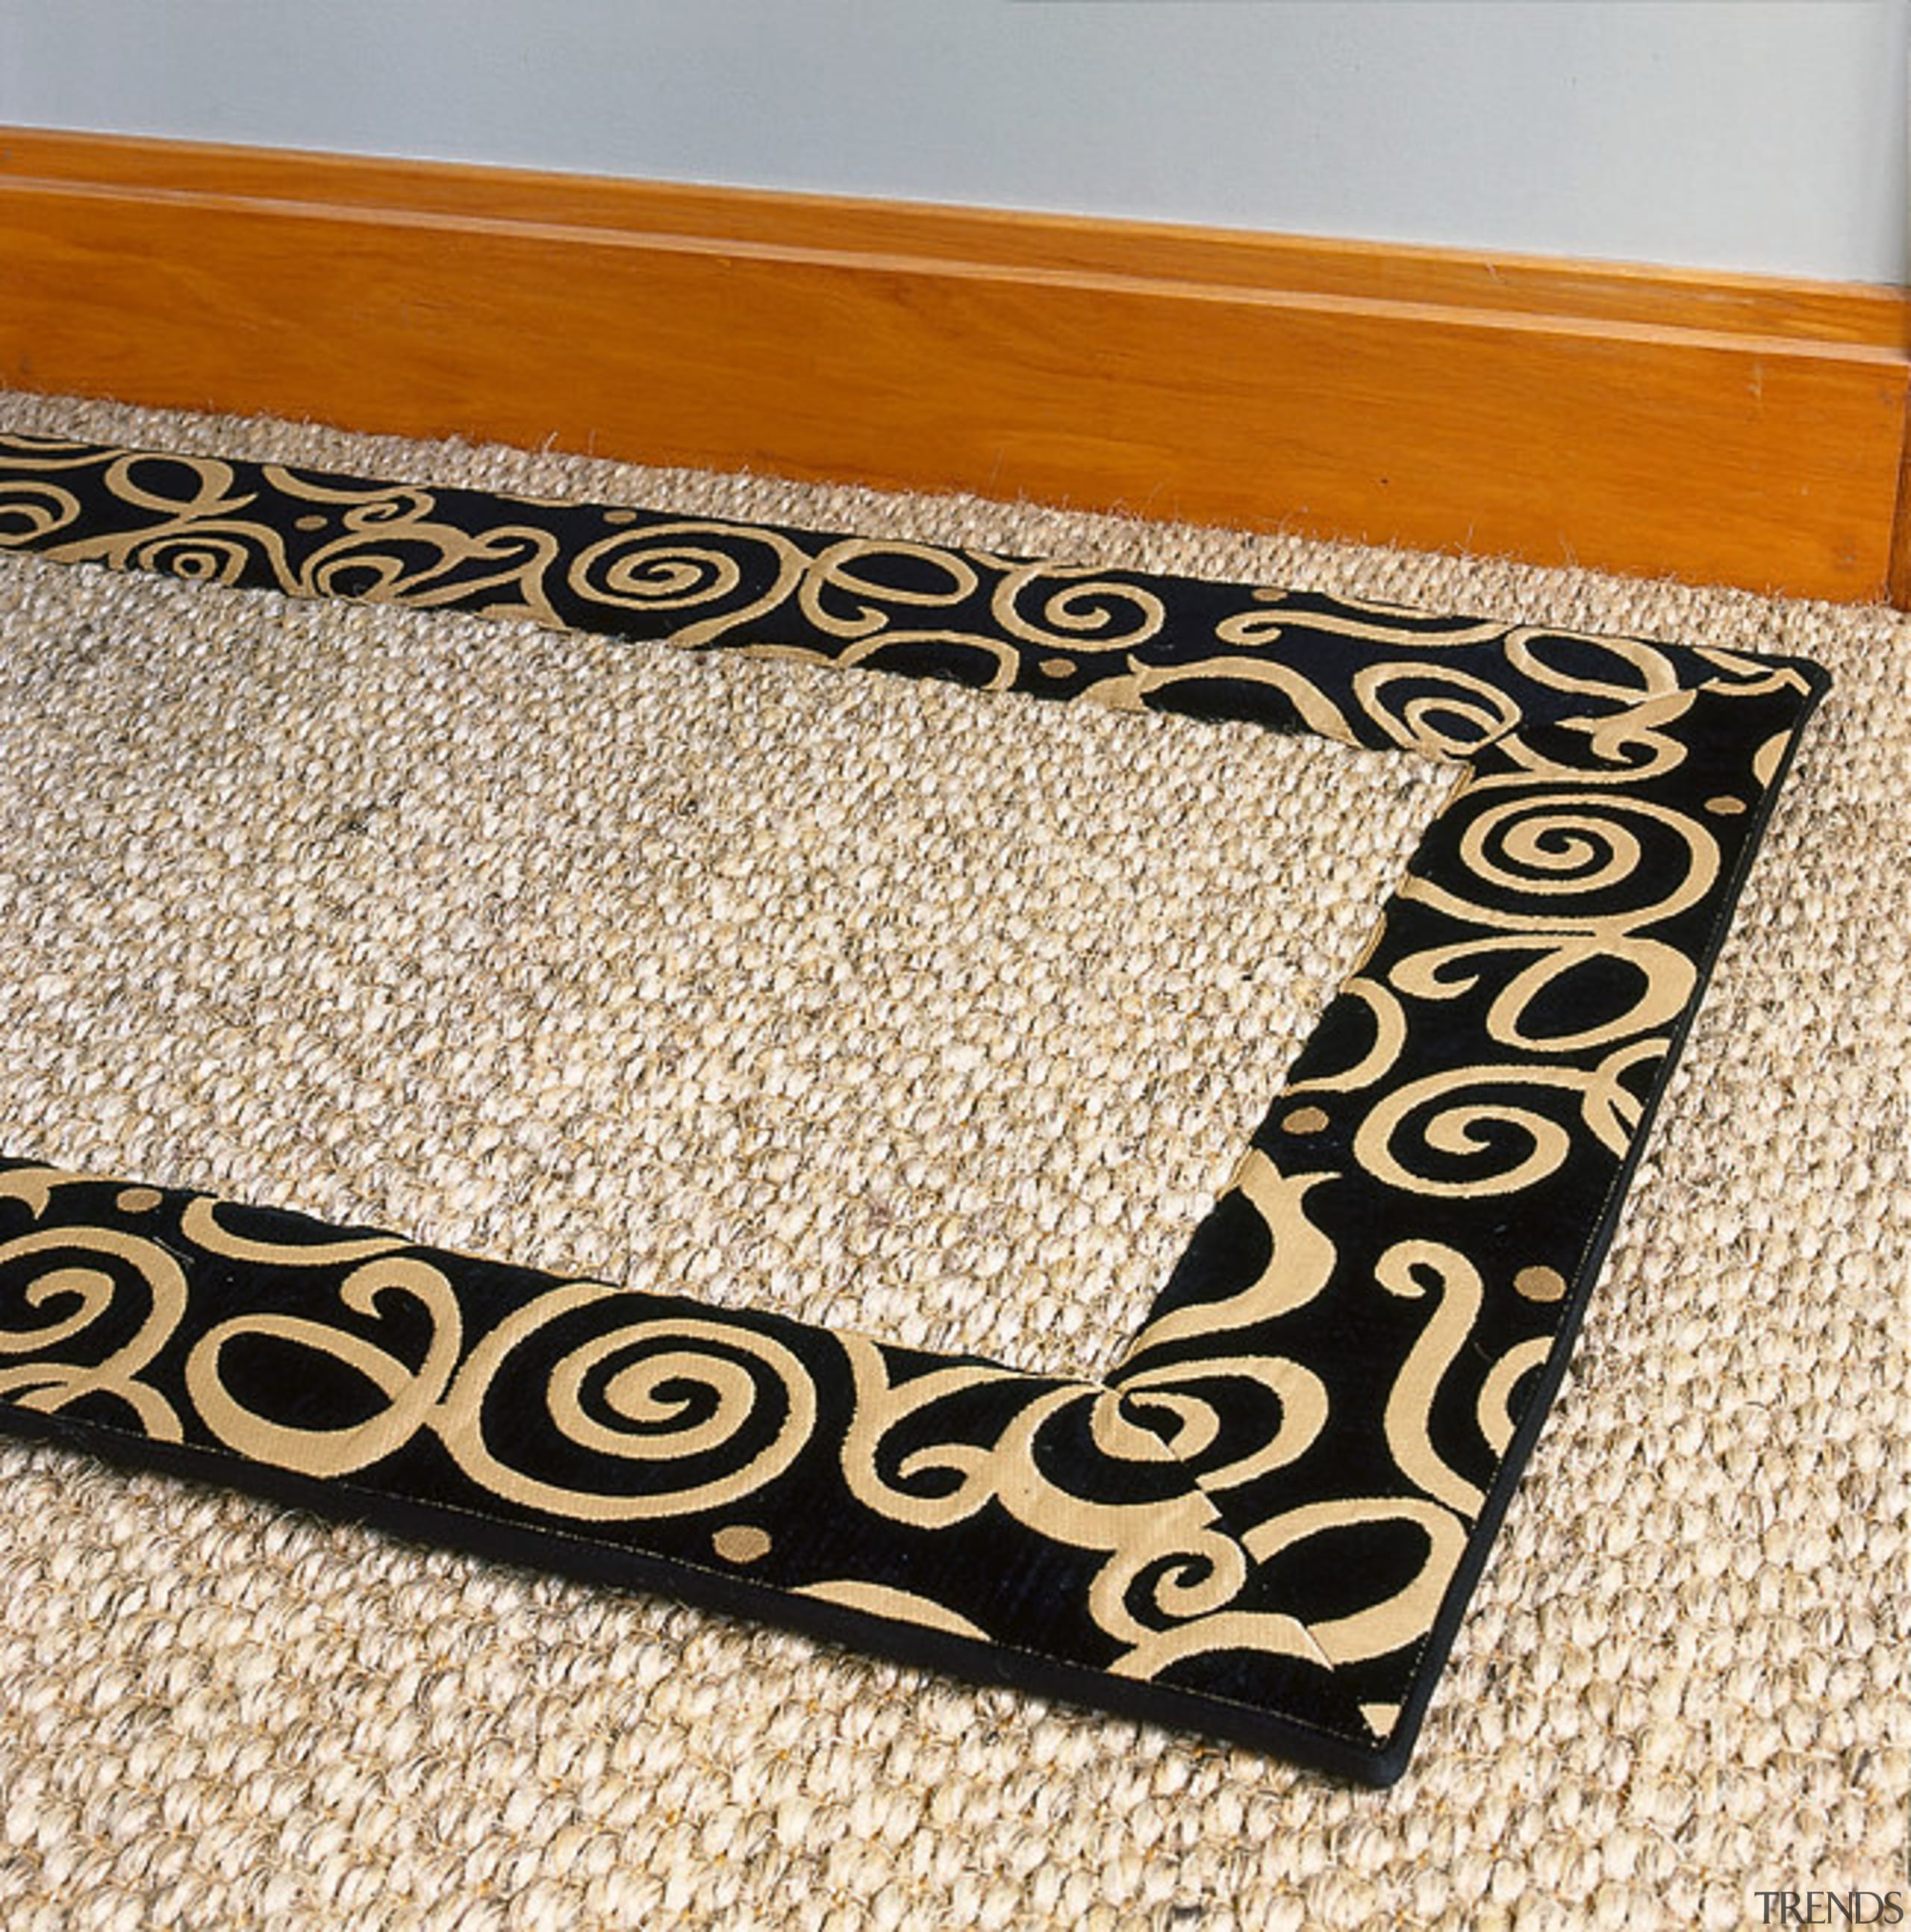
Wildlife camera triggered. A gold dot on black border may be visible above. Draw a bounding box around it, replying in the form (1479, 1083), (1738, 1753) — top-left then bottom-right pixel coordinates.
(1282, 1106), (1330, 1135)
(1705, 794), (1748, 817)
(603, 508), (639, 526)
(712, 1524), (773, 1565)
(294, 514), (328, 532)
(1515, 1265), (1568, 1303)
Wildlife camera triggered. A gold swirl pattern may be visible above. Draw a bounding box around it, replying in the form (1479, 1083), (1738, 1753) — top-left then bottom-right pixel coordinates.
(1213, 597), (1512, 651)
(1117, 1150), (1337, 1359)
(1385, 791), (1721, 1053)
(1109, 1607), (1333, 1682)
(566, 521), (806, 645)
(178, 1194), (409, 1268)
(1695, 645), (1820, 704)
(986, 559), (1168, 652)
(1350, 662), (1524, 758)
(1375, 1243), (1488, 1518)
(825, 623), (1023, 692)
(800, 538), (982, 638)
(437, 1295), (817, 1522)
(835, 1335), (1257, 1657)
(1084, 651), (1363, 745)
(1447, 792), (1722, 913)
(185, 1256), (463, 1478)
(1113, 1356), (1329, 1493)
(0, 1224), (187, 1441)
(1502, 625), (1683, 707)
(838, 1337), (1046, 1532)
(1386, 929), (1693, 1054)
(0, 480), (81, 545)
(1352, 1049), (1658, 1196)
(1245, 1498), (1472, 1667)
(1477, 1336), (1552, 1456)
(306, 514), (564, 617)
(0, 434), (1831, 1783)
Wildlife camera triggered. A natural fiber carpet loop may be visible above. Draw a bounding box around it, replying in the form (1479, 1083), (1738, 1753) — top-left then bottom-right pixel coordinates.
(0, 394), (1904, 1925)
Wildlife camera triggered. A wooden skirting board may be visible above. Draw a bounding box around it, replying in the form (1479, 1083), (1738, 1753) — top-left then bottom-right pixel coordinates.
(3, 127), (1908, 605)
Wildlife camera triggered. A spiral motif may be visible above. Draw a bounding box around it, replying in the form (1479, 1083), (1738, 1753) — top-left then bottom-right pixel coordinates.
(566, 521), (806, 646)
(331, 488), (435, 528)
(1354, 1068), (1583, 1197)
(989, 563), (1165, 652)
(1466, 798), (1642, 896)
(437, 1290), (817, 1521)
(1428, 791), (1721, 925)
(1112, 1536), (1250, 1630)
(1353, 1044), (1657, 1197)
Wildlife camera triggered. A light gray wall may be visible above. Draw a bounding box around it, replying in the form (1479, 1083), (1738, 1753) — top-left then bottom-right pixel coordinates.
(1, 0), (1904, 284)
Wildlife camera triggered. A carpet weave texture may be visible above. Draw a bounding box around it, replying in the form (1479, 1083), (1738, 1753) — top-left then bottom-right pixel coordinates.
(0, 395), (1904, 1925)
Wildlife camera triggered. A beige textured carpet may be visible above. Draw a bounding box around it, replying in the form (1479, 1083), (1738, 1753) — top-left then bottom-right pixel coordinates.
(0, 393), (1904, 1930)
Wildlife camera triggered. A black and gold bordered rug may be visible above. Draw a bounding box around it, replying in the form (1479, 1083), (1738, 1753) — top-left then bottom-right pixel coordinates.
(0, 434), (1827, 1785)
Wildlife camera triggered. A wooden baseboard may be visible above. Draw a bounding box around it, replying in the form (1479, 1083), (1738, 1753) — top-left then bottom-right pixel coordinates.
(1891, 420), (1911, 611)
(4, 128), (1908, 605)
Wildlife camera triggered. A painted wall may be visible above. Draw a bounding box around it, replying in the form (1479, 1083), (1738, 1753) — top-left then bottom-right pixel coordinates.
(1, 0), (1904, 284)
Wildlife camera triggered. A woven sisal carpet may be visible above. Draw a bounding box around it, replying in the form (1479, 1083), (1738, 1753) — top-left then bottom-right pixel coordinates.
(0, 393), (1904, 1926)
